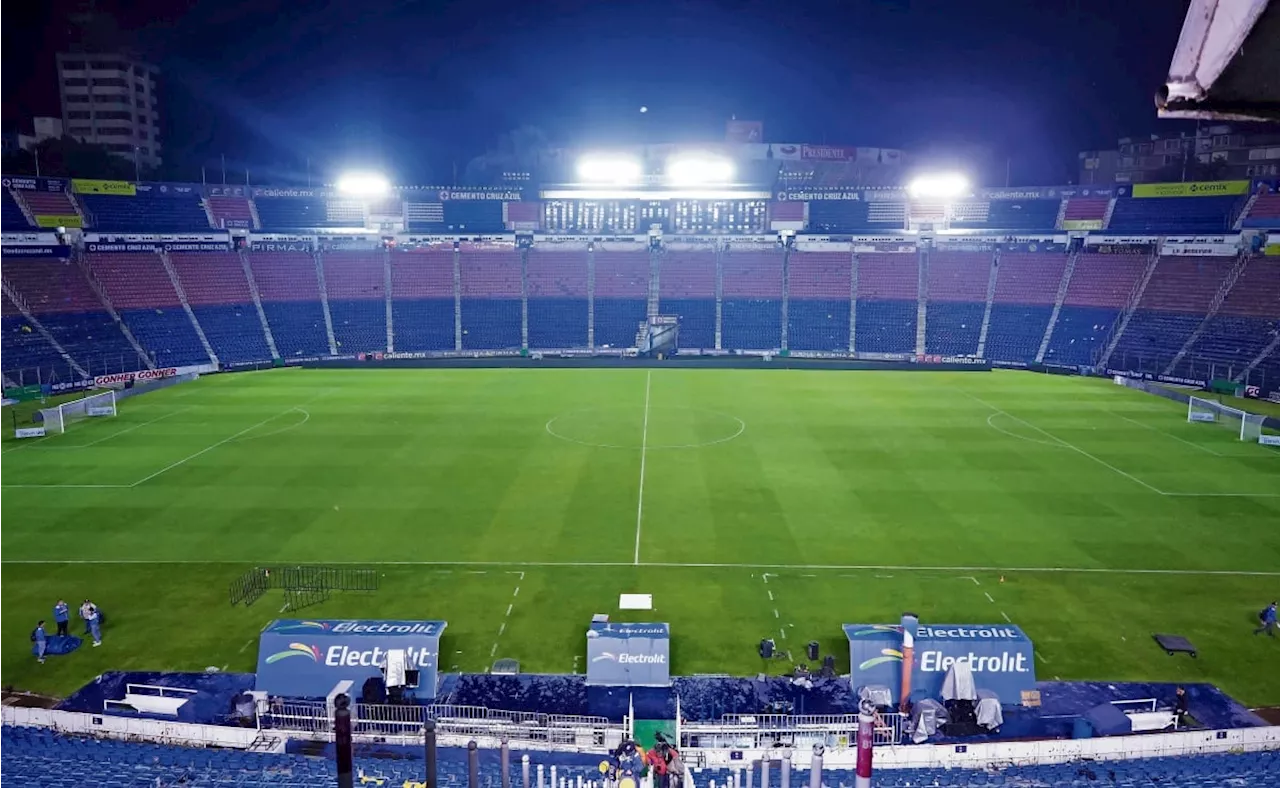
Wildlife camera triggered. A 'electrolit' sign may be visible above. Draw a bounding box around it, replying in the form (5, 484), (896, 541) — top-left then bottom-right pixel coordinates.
(585, 621), (671, 687)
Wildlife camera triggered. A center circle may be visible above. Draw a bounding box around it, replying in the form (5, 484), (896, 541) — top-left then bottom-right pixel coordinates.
(545, 406), (746, 450)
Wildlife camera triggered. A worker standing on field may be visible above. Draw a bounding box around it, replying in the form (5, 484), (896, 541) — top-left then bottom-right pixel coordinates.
(1256, 602), (1277, 637)
(32, 620), (48, 664)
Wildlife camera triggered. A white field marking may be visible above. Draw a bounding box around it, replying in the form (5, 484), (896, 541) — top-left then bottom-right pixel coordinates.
(2, 484), (133, 489)
(762, 573), (776, 584)
(1161, 492), (1280, 498)
(773, 609), (780, 619)
(544, 406), (745, 451)
(32, 407), (194, 449)
(279, 603), (289, 613)
(238, 639), (254, 654)
(506, 604), (513, 617)
(874, 574), (895, 579)
(229, 408), (311, 443)
(507, 571), (525, 580)
(466, 570), (488, 575)
(1108, 411), (1223, 457)
(633, 370), (651, 566)
(130, 396), (330, 487)
(490, 643), (498, 658)
(779, 628), (787, 640)
(767, 590), (774, 601)
(1036, 651), (1049, 664)
(801, 574), (816, 578)
(960, 576), (980, 586)
(498, 622), (506, 636)
(984, 412), (1063, 449)
(1001, 611), (1012, 623)
(7, 558), (1280, 577)
(513, 586), (520, 597)
(959, 389), (1163, 495)
(984, 592), (995, 603)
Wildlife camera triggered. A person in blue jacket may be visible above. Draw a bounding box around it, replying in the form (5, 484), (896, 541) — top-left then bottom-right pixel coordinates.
(53, 600), (70, 637)
(33, 621), (48, 664)
(1255, 602), (1277, 637)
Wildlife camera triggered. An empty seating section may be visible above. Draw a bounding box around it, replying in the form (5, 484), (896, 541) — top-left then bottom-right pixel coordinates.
(1107, 195), (1241, 233)
(254, 198), (363, 230)
(170, 252), (270, 364)
(460, 248), (521, 349)
(1044, 253), (1147, 366)
(593, 251), (648, 348)
(391, 249), (456, 352)
(19, 191), (80, 225)
(444, 201), (506, 233)
(787, 251), (851, 352)
(658, 251), (716, 349)
(984, 253), (1068, 363)
(855, 253), (918, 354)
(1062, 197), (1109, 227)
(80, 192), (210, 232)
(1242, 192), (1280, 228)
(527, 249), (588, 348)
(2, 257), (141, 374)
(1180, 256), (1280, 376)
(951, 199), (1059, 231)
(1110, 257), (1233, 372)
(924, 252), (990, 355)
(205, 195), (255, 229)
(249, 252), (330, 357)
(807, 198), (908, 232)
(2, 189), (33, 229)
(87, 252), (209, 367)
(722, 250), (783, 349)
(323, 251), (387, 353)
(2, 291), (65, 377)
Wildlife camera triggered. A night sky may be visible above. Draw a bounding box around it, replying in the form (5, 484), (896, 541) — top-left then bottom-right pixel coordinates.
(2, 0), (1192, 184)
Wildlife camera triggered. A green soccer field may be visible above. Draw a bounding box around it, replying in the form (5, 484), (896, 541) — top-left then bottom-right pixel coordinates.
(3, 367), (1278, 704)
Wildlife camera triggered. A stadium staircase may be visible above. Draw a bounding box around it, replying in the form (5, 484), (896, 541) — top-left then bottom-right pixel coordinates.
(847, 250), (859, 352)
(520, 247), (530, 351)
(1102, 197), (1117, 229)
(914, 247), (928, 357)
(384, 249), (395, 353)
(585, 247), (596, 348)
(1240, 334), (1280, 383)
(199, 199), (217, 229)
(452, 247), (463, 350)
(17, 189), (86, 228)
(159, 249), (218, 366)
(1053, 197), (1068, 229)
(975, 250), (1000, 358)
(0, 279), (89, 379)
(312, 252), (340, 355)
(237, 248), (280, 360)
(714, 245), (724, 350)
(1163, 251), (1249, 376)
(8, 188), (38, 227)
(778, 244), (790, 351)
(1035, 247), (1079, 363)
(1098, 248), (1160, 369)
(73, 250), (155, 370)
(1233, 191), (1260, 230)
(248, 198), (263, 230)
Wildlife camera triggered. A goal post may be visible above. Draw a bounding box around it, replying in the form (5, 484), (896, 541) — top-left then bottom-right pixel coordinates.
(36, 390), (117, 435)
(1187, 395), (1263, 441)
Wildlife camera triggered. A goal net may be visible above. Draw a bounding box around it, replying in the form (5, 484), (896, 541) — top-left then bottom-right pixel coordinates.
(1187, 396), (1265, 441)
(38, 390), (117, 435)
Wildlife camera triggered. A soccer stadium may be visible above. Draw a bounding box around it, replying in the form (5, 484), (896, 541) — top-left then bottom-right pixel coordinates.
(4, 5), (1280, 788)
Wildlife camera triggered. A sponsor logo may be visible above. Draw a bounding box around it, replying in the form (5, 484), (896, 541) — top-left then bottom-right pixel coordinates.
(857, 648), (903, 670)
(324, 645), (436, 667)
(591, 651), (667, 664)
(94, 368), (179, 387)
(271, 621), (332, 632)
(266, 642), (321, 664)
(849, 625), (901, 637)
(436, 189), (522, 201)
(919, 650), (1030, 673)
(917, 626), (1023, 639)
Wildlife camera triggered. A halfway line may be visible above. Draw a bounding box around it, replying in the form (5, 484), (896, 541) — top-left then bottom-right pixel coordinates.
(633, 370), (651, 565)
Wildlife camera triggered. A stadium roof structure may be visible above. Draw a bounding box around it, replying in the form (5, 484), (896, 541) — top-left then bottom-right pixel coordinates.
(1158, 0), (1280, 121)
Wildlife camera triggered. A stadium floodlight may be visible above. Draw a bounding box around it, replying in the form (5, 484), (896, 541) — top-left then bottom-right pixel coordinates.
(906, 173), (971, 199)
(335, 172), (390, 196)
(666, 155), (736, 186)
(576, 155), (643, 185)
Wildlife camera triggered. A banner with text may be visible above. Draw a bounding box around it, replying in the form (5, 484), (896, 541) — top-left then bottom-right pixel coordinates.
(256, 619), (446, 700)
(585, 622), (671, 687)
(1128, 180), (1249, 198)
(2, 176), (69, 192)
(72, 179), (136, 196)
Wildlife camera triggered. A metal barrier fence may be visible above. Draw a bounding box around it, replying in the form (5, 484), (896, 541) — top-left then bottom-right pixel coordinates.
(228, 565), (380, 608)
(257, 700), (622, 747)
(680, 712), (905, 749)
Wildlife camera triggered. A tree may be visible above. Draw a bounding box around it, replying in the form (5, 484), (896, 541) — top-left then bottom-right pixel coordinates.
(462, 125), (552, 185)
(0, 137), (151, 180)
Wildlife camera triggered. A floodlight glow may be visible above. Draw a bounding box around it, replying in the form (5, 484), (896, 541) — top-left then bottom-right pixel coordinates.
(576, 156), (643, 185)
(666, 155), (736, 186)
(907, 173), (970, 199)
(336, 172), (390, 196)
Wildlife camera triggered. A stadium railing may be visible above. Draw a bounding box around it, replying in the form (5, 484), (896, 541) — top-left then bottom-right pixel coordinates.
(681, 712), (905, 750)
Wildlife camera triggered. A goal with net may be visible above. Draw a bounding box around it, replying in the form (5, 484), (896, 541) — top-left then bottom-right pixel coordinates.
(37, 390), (118, 435)
(1187, 396), (1266, 442)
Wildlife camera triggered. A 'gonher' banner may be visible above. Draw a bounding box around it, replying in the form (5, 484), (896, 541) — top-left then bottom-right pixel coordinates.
(256, 619), (446, 699)
(585, 622), (671, 687)
(845, 623), (1036, 704)
(1131, 180), (1249, 198)
(72, 179), (137, 196)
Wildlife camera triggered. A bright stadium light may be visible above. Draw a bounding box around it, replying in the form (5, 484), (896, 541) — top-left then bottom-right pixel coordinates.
(907, 173), (971, 199)
(666, 155), (736, 186)
(576, 155), (643, 185)
(336, 172), (391, 196)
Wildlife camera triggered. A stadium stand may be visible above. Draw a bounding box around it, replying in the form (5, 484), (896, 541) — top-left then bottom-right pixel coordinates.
(1, 291), (66, 375)
(787, 250), (852, 352)
(1060, 197), (1110, 229)
(721, 248), (784, 350)
(459, 246), (522, 350)
(950, 199), (1060, 231)
(657, 249), (717, 349)
(1176, 255), (1280, 377)
(593, 250), (649, 349)
(1109, 256), (1234, 374)
(1043, 252), (1148, 367)
(248, 251), (331, 357)
(1240, 192), (1280, 228)
(3, 257), (143, 376)
(79, 190), (210, 232)
(984, 252), (1068, 364)
(169, 251), (273, 364)
(2, 188), (34, 230)
(16, 190), (82, 228)
(205, 195), (256, 229)
(924, 251), (990, 356)
(390, 247), (456, 352)
(1107, 195), (1242, 233)
(322, 251), (388, 354)
(86, 251), (211, 367)
(854, 252), (918, 354)
(526, 248), (588, 348)
(254, 197), (365, 230)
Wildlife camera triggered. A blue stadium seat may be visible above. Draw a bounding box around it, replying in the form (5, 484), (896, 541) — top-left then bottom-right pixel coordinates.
(593, 298), (646, 349)
(79, 193), (210, 232)
(527, 298), (588, 349)
(855, 300), (917, 354)
(2, 315), (66, 378)
(2, 189), (33, 230)
(460, 298), (521, 350)
(1107, 196), (1243, 234)
(37, 311), (147, 376)
(118, 308), (210, 367)
(1109, 311), (1205, 374)
(329, 299), (387, 354)
(722, 299), (782, 350)
(262, 301), (330, 358)
(190, 304), (272, 364)
(392, 299), (455, 352)
(984, 304), (1053, 365)
(659, 298), (716, 350)
(1043, 306), (1120, 366)
(787, 299), (849, 352)
(951, 199), (1060, 231)
(925, 302), (984, 356)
